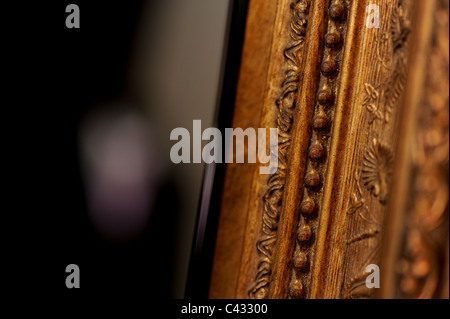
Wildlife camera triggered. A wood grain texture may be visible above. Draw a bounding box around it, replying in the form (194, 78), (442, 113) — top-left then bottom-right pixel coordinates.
(314, 0), (416, 299)
(236, 0), (309, 299)
(263, 0), (326, 299)
(208, 0), (278, 299)
(209, 0), (449, 299)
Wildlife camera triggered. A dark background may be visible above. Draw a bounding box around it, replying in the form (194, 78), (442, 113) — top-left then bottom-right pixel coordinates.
(5, 1), (179, 297)
(4, 0), (248, 300)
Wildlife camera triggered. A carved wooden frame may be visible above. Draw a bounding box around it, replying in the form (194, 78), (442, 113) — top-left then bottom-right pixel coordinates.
(209, 0), (449, 299)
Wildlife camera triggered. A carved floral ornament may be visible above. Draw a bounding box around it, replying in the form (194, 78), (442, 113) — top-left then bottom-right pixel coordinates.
(362, 138), (394, 204)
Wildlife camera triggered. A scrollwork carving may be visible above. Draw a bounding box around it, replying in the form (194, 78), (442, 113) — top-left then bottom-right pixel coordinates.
(248, 0), (311, 299)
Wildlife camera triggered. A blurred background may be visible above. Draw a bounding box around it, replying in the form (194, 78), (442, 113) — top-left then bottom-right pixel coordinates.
(5, 0), (231, 298)
(76, 0), (230, 298)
